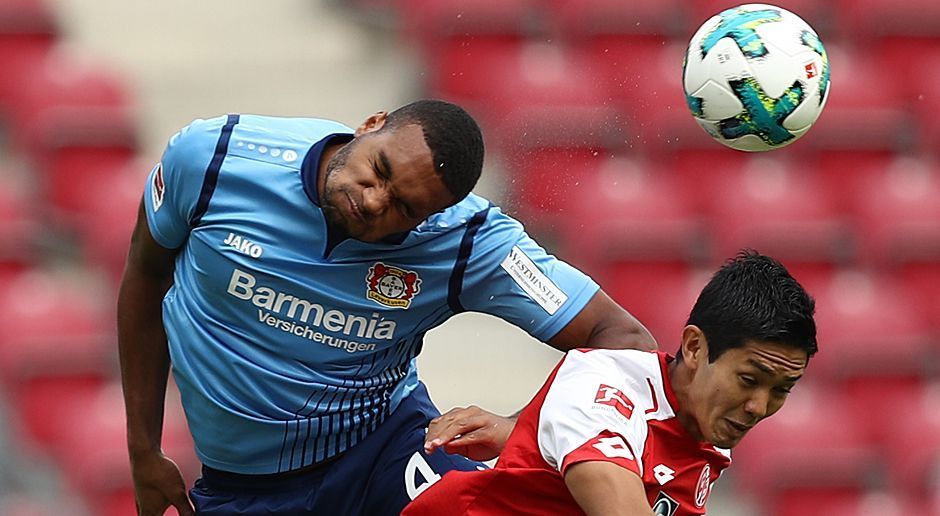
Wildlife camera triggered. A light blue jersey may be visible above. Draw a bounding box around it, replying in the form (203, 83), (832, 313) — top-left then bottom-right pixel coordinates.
(144, 114), (599, 474)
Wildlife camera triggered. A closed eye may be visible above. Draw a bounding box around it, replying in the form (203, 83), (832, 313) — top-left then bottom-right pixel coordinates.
(739, 375), (757, 387)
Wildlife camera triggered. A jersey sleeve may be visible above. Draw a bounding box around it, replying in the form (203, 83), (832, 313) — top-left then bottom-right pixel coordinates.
(458, 207), (599, 341)
(536, 350), (652, 478)
(144, 116), (230, 249)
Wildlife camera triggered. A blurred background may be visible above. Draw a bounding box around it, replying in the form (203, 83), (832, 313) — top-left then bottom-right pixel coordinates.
(0, 0), (938, 514)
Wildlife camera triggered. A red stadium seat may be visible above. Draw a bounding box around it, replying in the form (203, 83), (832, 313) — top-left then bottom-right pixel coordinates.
(732, 384), (882, 503)
(850, 156), (940, 266)
(4, 50), (134, 155)
(810, 269), (933, 379)
(0, 269), (115, 447)
(0, 0), (58, 110)
(73, 160), (146, 284)
(698, 156), (853, 268)
(0, 170), (39, 277)
(805, 45), (910, 155)
(546, 0), (685, 38)
(427, 38), (620, 150)
(556, 155), (706, 268)
(54, 382), (198, 516)
(769, 490), (916, 516)
(603, 263), (708, 349)
(878, 383), (940, 501)
(837, 0), (940, 100)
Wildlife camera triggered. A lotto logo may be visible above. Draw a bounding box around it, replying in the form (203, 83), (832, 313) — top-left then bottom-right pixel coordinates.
(594, 384), (635, 419)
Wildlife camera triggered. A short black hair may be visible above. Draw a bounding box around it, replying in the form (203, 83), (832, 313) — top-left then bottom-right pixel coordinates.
(684, 250), (817, 362)
(383, 99), (484, 201)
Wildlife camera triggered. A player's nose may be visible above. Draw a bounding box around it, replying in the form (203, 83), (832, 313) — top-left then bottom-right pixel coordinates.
(361, 184), (390, 218)
(743, 389), (770, 420)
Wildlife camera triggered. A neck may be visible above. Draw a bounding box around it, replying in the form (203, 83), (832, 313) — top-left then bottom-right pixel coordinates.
(667, 358), (705, 442)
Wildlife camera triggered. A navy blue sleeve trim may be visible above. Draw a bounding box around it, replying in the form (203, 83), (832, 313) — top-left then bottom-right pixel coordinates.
(447, 207), (491, 313)
(191, 113), (240, 225)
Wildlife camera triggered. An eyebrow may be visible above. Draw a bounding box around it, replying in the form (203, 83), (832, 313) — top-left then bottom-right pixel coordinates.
(748, 359), (803, 382)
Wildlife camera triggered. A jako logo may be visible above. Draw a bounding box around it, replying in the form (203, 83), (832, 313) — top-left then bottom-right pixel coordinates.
(223, 232), (263, 258)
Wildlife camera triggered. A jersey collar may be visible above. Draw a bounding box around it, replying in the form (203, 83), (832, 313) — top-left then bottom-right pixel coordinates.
(301, 132), (355, 206)
(301, 132), (410, 249)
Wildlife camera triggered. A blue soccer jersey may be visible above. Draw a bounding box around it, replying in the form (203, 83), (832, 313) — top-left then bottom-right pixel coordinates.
(144, 114), (600, 474)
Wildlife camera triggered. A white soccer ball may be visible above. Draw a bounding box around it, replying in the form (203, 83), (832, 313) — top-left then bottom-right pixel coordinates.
(682, 4), (830, 151)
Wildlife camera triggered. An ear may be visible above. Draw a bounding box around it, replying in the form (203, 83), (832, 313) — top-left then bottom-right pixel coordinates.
(680, 325), (708, 371)
(355, 111), (388, 137)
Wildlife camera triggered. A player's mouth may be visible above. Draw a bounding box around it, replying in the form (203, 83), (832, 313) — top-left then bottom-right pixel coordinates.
(724, 418), (751, 435)
(345, 192), (365, 224)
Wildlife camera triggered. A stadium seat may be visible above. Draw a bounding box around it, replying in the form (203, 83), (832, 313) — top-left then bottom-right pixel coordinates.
(698, 156), (853, 269)
(73, 160), (145, 285)
(54, 382), (198, 516)
(916, 52), (940, 153)
(555, 155), (706, 269)
(427, 38), (621, 150)
(603, 263), (708, 349)
(768, 489), (916, 516)
(0, 269), (115, 447)
(0, 170), (39, 277)
(805, 44), (911, 155)
(546, 0), (686, 39)
(837, 0), (940, 100)
(880, 384), (940, 499)
(0, 0), (58, 111)
(732, 383), (883, 504)
(809, 269), (933, 380)
(849, 156), (940, 267)
(3, 49), (134, 156)
(583, 40), (704, 155)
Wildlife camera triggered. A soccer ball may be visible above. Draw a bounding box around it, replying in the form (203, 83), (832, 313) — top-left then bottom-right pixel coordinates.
(682, 4), (830, 151)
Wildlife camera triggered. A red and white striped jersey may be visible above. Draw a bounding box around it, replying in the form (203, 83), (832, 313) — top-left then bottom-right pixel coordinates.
(404, 350), (732, 516)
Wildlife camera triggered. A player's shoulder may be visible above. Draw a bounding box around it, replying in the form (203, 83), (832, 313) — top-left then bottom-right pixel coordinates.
(562, 349), (666, 382)
(421, 193), (527, 238)
(235, 114), (353, 141)
(168, 115), (351, 154)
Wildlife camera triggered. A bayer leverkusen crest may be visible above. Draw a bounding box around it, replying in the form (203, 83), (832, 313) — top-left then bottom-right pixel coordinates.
(366, 263), (421, 309)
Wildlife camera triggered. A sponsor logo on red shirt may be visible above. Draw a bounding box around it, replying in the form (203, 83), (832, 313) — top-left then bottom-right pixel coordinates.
(594, 384), (635, 419)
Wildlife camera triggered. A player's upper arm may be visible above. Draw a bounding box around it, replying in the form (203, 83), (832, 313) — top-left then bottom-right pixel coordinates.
(126, 199), (179, 281)
(565, 461), (654, 516)
(548, 288), (657, 352)
(144, 116), (229, 249)
(457, 207), (601, 342)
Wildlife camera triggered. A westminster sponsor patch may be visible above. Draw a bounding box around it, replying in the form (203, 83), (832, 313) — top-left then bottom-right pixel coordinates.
(150, 162), (165, 212)
(366, 263), (421, 309)
(500, 246), (567, 315)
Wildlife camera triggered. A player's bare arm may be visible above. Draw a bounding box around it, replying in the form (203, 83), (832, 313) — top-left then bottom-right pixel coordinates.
(548, 289), (657, 352)
(118, 201), (195, 516)
(564, 461), (654, 516)
(425, 289), (656, 457)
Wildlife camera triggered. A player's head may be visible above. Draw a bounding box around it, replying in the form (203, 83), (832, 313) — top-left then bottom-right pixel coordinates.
(675, 250), (817, 449)
(320, 99), (484, 242)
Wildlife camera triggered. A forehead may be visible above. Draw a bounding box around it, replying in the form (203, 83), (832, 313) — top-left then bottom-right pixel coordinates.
(373, 123), (433, 171)
(721, 340), (808, 377)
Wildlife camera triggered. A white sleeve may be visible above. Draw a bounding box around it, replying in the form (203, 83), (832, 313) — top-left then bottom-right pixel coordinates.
(537, 349), (661, 477)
